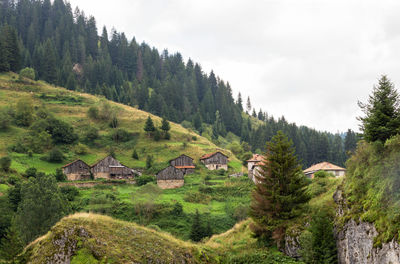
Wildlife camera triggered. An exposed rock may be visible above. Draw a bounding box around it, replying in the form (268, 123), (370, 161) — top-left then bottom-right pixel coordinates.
(334, 189), (400, 264)
(284, 234), (301, 259)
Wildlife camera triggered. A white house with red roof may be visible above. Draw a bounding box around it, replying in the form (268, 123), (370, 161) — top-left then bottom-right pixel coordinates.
(303, 161), (346, 179)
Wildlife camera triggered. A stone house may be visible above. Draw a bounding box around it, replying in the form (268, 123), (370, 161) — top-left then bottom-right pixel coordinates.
(303, 161), (346, 179)
(62, 159), (91, 181)
(169, 154), (195, 174)
(247, 154), (266, 183)
(91, 156), (134, 179)
(156, 166), (185, 189)
(200, 151), (229, 170)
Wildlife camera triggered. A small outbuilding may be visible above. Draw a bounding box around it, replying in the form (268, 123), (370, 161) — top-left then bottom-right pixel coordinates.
(91, 156), (134, 179)
(169, 154), (195, 174)
(200, 151), (229, 170)
(303, 162), (346, 179)
(62, 159), (91, 181)
(247, 154), (266, 183)
(156, 166), (185, 189)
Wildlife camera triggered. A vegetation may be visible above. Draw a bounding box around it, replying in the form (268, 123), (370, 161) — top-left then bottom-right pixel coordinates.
(0, 0), (353, 168)
(250, 131), (310, 246)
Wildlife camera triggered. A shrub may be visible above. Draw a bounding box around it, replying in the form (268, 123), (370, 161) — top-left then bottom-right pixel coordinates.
(184, 191), (211, 204)
(0, 109), (11, 130)
(191, 136), (197, 141)
(60, 186), (79, 201)
(74, 143), (88, 155)
(164, 132), (171, 140)
(146, 155), (154, 169)
(111, 128), (131, 142)
(19, 67), (35, 80)
(0, 156), (11, 171)
(87, 106), (99, 120)
(171, 202), (183, 216)
(47, 148), (64, 163)
(233, 204), (249, 221)
(84, 127), (99, 143)
(54, 168), (66, 182)
(46, 117), (78, 144)
(154, 128), (161, 141)
(314, 170), (334, 178)
(24, 167), (37, 178)
(14, 98), (34, 127)
(109, 114), (118, 128)
(136, 175), (155, 186)
(132, 149), (139, 160)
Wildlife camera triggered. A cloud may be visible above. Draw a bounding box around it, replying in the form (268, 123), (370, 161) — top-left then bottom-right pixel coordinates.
(68, 0), (400, 132)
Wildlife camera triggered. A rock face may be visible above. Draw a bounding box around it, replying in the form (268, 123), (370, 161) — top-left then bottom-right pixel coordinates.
(284, 235), (301, 259)
(334, 189), (400, 264)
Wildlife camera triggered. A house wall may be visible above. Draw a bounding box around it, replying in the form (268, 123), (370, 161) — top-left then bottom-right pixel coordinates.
(170, 156), (194, 167)
(157, 179), (184, 189)
(205, 164), (228, 171)
(62, 160), (91, 181)
(91, 156), (121, 174)
(65, 173), (91, 181)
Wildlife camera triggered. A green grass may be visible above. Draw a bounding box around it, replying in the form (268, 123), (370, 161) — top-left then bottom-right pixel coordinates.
(0, 184), (9, 194)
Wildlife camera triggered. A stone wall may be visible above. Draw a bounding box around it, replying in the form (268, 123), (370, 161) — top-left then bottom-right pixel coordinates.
(66, 173), (90, 181)
(205, 164), (228, 171)
(157, 180), (184, 189)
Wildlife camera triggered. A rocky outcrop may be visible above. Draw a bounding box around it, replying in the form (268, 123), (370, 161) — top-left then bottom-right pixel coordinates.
(334, 189), (400, 264)
(284, 235), (301, 259)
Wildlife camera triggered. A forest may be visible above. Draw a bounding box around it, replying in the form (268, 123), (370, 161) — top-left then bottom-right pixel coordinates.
(0, 0), (358, 167)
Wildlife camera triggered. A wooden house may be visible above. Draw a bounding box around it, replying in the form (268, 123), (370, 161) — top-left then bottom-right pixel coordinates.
(62, 159), (91, 181)
(247, 154), (265, 183)
(303, 162), (346, 179)
(91, 156), (134, 179)
(156, 166), (185, 189)
(169, 154), (195, 174)
(200, 151), (229, 170)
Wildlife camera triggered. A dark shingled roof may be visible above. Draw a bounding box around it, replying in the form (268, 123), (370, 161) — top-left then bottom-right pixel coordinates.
(200, 151), (228, 160)
(62, 159), (89, 168)
(156, 166), (185, 180)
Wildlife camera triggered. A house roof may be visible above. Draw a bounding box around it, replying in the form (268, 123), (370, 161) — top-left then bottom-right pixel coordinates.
(90, 156), (131, 169)
(169, 154), (194, 163)
(62, 159), (89, 168)
(156, 166), (185, 180)
(200, 151), (228, 160)
(303, 162), (346, 174)
(247, 154), (264, 162)
(174, 166), (195, 169)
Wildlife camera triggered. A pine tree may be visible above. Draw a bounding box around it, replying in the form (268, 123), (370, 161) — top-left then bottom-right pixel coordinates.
(1, 25), (20, 72)
(144, 116), (155, 136)
(358, 75), (400, 143)
(42, 39), (57, 83)
(161, 117), (170, 139)
(344, 129), (357, 154)
(250, 131), (310, 246)
(237, 92), (243, 111)
(0, 221), (23, 261)
(146, 155), (153, 169)
(246, 96), (251, 113)
(190, 209), (205, 242)
(0, 35), (9, 72)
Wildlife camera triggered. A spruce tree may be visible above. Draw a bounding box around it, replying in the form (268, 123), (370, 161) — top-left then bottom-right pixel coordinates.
(344, 129), (357, 154)
(0, 221), (23, 261)
(190, 209), (205, 242)
(0, 35), (9, 72)
(132, 149), (139, 160)
(161, 116), (170, 139)
(246, 96), (251, 113)
(237, 92), (243, 111)
(358, 75), (400, 143)
(144, 116), (155, 136)
(250, 131), (310, 246)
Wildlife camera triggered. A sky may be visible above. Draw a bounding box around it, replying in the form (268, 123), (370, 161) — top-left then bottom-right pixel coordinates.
(68, 0), (400, 133)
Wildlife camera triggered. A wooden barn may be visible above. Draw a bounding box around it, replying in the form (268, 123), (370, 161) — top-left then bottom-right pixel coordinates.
(62, 159), (91, 181)
(169, 154), (195, 174)
(200, 151), (229, 170)
(91, 156), (134, 179)
(156, 166), (185, 189)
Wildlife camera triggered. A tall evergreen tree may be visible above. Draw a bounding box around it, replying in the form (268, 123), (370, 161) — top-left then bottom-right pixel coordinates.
(246, 96), (251, 113)
(237, 92), (243, 111)
(190, 209), (205, 242)
(358, 75), (400, 143)
(161, 116), (170, 139)
(250, 131), (310, 246)
(344, 129), (357, 154)
(0, 220), (23, 261)
(144, 116), (155, 136)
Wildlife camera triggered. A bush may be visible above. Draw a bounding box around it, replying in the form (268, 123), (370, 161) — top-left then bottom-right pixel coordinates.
(74, 143), (88, 155)
(132, 149), (139, 160)
(146, 155), (154, 169)
(111, 128), (131, 142)
(136, 175), (155, 186)
(84, 127), (99, 143)
(60, 186), (79, 201)
(0, 109), (11, 130)
(314, 170), (334, 178)
(0, 156), (11, 171)
(24, 167), (37, 178)
(46, 148), (64, 163)
(54, 168), (66, 182)
(184, 191), (211, 204)
(14, 98), (34, 127)
(46, 117), (78, 144)
(87, 106), (99, 119)
(19, 67), (35, 80)
(154, 128), (161, 141)
(109, 114), (118, 128)
(171, 202), (183, 216)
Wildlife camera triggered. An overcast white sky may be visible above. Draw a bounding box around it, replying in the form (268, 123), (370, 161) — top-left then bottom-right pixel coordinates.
(68, 0), (400, 133)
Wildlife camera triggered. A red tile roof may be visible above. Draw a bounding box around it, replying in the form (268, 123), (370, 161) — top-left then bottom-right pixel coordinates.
(175, 166), (195, 169)
(303, 162), (346, 174)
(200, 151), (228, 160)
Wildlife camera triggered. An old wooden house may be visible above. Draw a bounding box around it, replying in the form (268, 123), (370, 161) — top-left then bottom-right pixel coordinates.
(169, 154), (195, 174)
(200, 151), (229, 170)
(156, 166), (185, 189)
(62, 159), (91, 181)
(91, 156), (134, 179)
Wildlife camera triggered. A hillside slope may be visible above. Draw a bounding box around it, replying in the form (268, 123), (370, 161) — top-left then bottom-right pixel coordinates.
(0, 72), (242, 173)
(17, 213), (213, 264)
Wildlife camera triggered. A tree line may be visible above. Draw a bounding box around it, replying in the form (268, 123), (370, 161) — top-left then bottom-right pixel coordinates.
(0, 0), (358, 167)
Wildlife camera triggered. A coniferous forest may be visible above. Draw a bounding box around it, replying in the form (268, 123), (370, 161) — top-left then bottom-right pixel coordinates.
(0, 0), (358, 167)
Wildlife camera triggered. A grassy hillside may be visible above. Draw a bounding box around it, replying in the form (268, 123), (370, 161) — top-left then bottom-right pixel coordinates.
(0, 72), (243, 173)
(18, 213), (300, 264)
